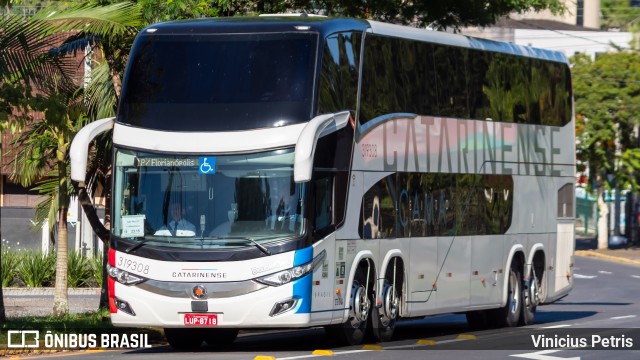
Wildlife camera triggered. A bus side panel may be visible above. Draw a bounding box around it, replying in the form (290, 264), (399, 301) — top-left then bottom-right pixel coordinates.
(469, 235), (503, 307)
(436, 236), (470, 311)
(406, 236), (438, 315)
(310, 235), (337, 324)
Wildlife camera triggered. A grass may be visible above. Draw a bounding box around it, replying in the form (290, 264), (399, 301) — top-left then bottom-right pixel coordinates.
(18, 250), (56, 287)
(90, 254), (104, 288)
(1, 249), (103, 288)
(0, 310), (163, 351)
(67, 251), (91, 287)
(1, 248), (21, 286)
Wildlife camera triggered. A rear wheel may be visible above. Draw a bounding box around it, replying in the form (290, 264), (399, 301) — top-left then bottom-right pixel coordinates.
(489, 262), (522, 328)
(164, 328), (204, 350)
(371, 279), (399, 342)
(204, 329), (239, 346)
(521, 266), (541, 325)
(325, 268), (371, 345)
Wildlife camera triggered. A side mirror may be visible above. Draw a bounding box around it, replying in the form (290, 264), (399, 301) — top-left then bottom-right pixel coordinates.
(294, 111), (350, 183)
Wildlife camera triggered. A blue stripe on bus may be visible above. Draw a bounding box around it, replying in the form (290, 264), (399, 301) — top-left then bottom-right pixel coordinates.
(293, 246), (313, 266)
(293, 273), (312, 314)
(293, 246), (313, 313)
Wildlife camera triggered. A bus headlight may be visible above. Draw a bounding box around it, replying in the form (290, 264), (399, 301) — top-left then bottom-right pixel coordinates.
(256, 250), (326, 287)
(106, 264), (146, 285)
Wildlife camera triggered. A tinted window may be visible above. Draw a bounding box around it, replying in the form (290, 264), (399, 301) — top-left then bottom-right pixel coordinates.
(359, 35), (437, 123)
(317, 32), (361, 114)
(434, 46), (469, 118)
(118, 32), (318, 131)
(359, 173), (513, 238)
(359, 35), (571, 127)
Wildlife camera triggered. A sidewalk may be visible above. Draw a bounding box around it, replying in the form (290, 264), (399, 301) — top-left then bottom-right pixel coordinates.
(2, 288), (101, 318)
(575, 236), (640, 266)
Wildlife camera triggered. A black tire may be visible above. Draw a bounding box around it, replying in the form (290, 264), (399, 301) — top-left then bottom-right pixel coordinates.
(521, 267), (540, 326)
(371, 279), (399, 342)
(489, 263), (522, 328)
(465, 310), (490, 330)
(324, 268), (370, 346)
(204, 329), (239, 346)
(164, 328), (204, 350)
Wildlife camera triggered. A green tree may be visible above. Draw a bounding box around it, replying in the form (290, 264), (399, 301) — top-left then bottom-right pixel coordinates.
(1, 1), (140, 317)
(601, 0), (640, 31)
(572, 52), (640, 248)
(290, 0), (565, 29)
(9, 83), (88, 316)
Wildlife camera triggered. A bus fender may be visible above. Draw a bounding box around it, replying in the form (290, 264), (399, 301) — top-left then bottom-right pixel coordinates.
(501, 244), (524, 307)
(343, 251), (376, 320)
(377, 250), (404, 308)
(526, 244), (545, 279)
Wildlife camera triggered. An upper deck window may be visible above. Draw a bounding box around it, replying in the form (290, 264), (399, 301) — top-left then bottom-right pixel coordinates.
(118, 32), (318, 131)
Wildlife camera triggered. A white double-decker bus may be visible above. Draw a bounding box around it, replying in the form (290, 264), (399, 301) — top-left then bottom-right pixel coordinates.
(70, 16), (575, 348)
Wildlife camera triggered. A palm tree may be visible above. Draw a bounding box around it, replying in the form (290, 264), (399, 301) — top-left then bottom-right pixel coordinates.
(1, 1), (141, 317)
(0, 7), (74, 320)
(9, 82), (88, 316)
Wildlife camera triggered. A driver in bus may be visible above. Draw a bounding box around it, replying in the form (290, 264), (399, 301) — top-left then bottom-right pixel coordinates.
(154, 202), (196, 237)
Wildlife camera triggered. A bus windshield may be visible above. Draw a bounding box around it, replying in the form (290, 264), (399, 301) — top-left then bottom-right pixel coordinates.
(113, 148), (305, 250)
(118, 32), (318, 131)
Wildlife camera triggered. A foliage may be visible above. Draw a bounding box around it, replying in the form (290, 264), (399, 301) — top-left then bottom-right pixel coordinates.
(288, 0), (565, 29)
(18, 251), (56, 287)
(90, 253), (104, 288)
(67, 251), (92, 288)
(0, 249), (102, 287)
(601, 0), (640, 31)
(1, 248), (20, 287)
(571, 52), (640, 192)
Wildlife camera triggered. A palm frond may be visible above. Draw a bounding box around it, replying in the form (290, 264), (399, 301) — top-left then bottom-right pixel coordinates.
(32, 166), (75, 232)
(85, 60), (117, 118)
(32, 2), (143, 38)
(33, 175), (59, 232)
(8, 122), (57, 186)
(0, 14), (70, 87)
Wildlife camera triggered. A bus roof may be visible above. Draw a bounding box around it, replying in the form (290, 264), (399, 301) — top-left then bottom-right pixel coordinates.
(141, 16), (568, 64)
(367, 20), (569, 64)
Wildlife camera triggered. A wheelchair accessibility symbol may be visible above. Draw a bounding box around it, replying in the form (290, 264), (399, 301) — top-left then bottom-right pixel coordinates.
(199, 157), (216, 174)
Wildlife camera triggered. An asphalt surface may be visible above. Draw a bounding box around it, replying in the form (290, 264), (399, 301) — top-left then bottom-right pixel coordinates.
(2, 253), (640, 359)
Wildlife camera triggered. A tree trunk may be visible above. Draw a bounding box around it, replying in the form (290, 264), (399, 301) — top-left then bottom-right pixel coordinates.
(597, 185), (609, 250)
(53, 155), (69, 317)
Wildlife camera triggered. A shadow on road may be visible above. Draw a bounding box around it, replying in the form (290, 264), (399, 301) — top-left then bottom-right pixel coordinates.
(534, 310), (598, 324)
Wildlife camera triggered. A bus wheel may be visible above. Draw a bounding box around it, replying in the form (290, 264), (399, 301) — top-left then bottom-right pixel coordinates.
(164, 328), (204, 350)
(325, 269), (370, 345)
(204, 329), (239, 346)
(490, 262), (522, 328)
(521, 267), (541, 325)
(371, 279), (399, 342)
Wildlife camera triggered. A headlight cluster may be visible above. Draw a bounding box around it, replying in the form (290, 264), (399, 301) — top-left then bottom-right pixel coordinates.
(257, 262), (313, 286)
(106, 264), (146, 285)
(256, 250), (326, 287)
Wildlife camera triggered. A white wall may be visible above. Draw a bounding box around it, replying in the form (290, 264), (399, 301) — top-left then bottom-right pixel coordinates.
(514, 29), (632, 58)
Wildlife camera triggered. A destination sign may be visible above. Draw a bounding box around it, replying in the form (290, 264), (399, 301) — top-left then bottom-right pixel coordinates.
(137, 158), (197, 167)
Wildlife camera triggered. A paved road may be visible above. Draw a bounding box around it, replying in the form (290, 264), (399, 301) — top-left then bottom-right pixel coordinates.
(5, 256), (640, 359)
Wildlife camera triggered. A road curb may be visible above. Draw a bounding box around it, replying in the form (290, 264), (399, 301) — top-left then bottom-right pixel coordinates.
(2, 288), (101, 296)
(575, 250), (640, 266)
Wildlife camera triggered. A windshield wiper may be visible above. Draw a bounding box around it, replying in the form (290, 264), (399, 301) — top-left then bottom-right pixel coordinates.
(125, 238), (175, 253)
(205, 236), (272, 256)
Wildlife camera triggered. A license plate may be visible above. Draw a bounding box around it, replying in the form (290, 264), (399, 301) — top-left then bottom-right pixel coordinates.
(184, 314), (218, 326)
